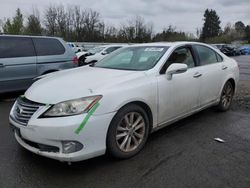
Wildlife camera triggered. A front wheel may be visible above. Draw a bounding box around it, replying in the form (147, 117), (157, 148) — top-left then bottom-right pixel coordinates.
(78, 56), (86, 66)
(216, 81), (234, 111)
(107, 104), (150, 159)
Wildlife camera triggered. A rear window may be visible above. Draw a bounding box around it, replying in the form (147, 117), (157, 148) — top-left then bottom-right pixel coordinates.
(194, 45), (218, 66)
(0, 37), (35, 58)
(33, 38), (65, 56)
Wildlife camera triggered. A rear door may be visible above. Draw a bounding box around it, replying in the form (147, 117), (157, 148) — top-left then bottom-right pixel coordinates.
(192, 45), (225, 106)
(0, 36), (37, 93)
(32, 38), (71, 75)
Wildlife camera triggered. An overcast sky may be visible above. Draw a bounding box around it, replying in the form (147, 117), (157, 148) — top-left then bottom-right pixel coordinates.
(0, 0), (249, 34)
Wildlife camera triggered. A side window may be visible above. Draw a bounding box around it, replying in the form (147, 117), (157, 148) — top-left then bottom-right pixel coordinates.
(0, 37), (35, 59)
(195, 45), (218, 65)
(167, 47), (195, 68)
(106, 47), (121, 54)
(216, 53), (223, 62)
(33, 38), (65, 56)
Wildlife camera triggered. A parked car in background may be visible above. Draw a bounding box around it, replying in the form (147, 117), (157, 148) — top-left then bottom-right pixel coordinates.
(67, 42), (83, 53)
(212, 43), (226, 50)
(76, 46), (104, 64)
(240, 45), (250, 55)
(220, 45), (241, 56)
(9, 42), (239, 162)
(77, 45), (126, 66)
(0, 35), (77, 94)
(81, 44), (98, 52)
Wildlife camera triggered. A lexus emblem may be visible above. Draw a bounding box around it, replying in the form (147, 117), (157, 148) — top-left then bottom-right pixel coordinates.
(17, 106), (24, 114)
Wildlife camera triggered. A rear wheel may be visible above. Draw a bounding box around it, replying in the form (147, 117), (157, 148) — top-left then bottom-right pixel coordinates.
(107, 104), (150, 159)
(216, 81), (234, 111)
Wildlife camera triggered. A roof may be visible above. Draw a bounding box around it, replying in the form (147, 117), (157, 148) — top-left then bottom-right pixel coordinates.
(0, 34), (62, 40)
(125, 41), (211, 47)
(98, 44), (128, 48)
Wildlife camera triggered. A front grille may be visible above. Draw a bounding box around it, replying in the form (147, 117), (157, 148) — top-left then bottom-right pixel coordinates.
(12, 97), (44, 126)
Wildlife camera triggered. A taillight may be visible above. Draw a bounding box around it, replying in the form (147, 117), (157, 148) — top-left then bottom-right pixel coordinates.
(73, 57), (78, 65)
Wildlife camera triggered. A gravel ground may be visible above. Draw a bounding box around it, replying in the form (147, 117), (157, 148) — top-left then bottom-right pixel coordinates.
(232, 80), (250, 111)
(232, 55), (250, 111)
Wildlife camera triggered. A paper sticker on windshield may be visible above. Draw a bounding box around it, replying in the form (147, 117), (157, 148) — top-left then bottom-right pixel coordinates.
(145, 48), (164, 52)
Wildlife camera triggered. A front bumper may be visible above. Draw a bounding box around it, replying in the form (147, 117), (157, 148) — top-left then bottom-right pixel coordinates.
(9, 106), (116, 162)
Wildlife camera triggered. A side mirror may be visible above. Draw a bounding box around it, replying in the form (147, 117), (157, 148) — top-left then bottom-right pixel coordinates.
(101, 51), (108, 55)
(166, 63), (188, 80)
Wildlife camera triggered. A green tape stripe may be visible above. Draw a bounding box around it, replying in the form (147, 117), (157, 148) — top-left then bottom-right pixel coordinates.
(75, 102), (100, 134)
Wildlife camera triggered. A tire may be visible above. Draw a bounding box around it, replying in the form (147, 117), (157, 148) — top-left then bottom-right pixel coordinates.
(107, 104), (150, 159)
(215, 81), (234, 111)
(78, 56), (86, 66)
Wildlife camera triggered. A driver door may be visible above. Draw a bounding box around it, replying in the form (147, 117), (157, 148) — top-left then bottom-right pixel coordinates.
(157, 46), (201, 125)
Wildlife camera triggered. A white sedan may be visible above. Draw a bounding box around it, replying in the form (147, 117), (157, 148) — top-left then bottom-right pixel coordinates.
(9, 42), (239, 162)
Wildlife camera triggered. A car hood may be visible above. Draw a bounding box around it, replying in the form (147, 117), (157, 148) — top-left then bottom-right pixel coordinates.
(76, 51), (88, 58)
(85, 53), (102, 63)
(25, 66), (144, 104)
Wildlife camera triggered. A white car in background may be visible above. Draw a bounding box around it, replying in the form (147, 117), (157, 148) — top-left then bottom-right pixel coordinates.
(67, 42), (83, 53)
(9, 42), (239, 162)
(76, 45), (126, 66)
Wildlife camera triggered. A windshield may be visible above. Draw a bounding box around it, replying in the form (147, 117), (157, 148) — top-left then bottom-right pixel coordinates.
(88, 46), (105, 54)
(94, 46), (169, 71)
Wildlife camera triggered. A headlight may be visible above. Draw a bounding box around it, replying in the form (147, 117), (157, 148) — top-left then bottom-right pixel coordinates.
(40, 95), (102, 117)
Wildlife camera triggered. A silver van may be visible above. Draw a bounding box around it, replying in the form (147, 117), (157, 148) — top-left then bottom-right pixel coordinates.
(0, 35), (77, 94)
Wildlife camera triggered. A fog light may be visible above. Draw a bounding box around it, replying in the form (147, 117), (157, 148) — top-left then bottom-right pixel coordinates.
(62, 141), (83, 154)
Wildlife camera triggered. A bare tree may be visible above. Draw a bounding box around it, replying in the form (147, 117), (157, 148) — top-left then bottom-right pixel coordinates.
(83, 9), (101, 41)
(104, 25), (118, 42)
(44, 5), (57, 36)
(71, 6), (84, 41)
(55, 5), (68, 38)
(118, 15), (153, 42)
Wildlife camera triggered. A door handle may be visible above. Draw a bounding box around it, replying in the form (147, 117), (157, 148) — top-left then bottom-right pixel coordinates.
(222, 65), (228, 70)
(0, 63), (5, 68)
(193, 72), (202, 78)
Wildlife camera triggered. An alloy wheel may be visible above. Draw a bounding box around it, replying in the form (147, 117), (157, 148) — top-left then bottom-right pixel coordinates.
(221, 82), (233, 108)
(115, 112), (146, 152)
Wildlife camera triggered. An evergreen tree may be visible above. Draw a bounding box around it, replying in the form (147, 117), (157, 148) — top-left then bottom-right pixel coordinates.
(235, 21), (245, 33)
(234, 21), (245, 40)
(245, 25), (250, 43)
(25, 14), (43, 35)
(201, 9), (221, 41)
(3, 8), (23, 34)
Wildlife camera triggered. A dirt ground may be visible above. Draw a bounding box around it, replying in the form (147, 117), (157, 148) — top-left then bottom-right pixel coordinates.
(233, 80), (250, 111)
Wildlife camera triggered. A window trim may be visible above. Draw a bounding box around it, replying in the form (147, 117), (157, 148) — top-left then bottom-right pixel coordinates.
(159, 45), (198, 74)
